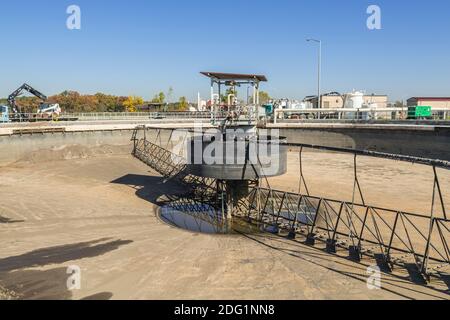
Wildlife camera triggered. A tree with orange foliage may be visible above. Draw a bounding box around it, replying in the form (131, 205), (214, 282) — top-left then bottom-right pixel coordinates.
(123, 96), (144, 113)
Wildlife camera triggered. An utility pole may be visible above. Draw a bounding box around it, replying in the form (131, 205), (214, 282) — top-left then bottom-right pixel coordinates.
(307, 38), (322, 109)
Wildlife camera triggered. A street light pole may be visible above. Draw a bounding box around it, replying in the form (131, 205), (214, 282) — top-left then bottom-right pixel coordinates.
(307, 38), (322, 109)
(247, 85), (249, 104)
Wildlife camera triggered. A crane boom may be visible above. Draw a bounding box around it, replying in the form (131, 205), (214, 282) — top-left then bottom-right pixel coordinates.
(7, 83), (48, 114)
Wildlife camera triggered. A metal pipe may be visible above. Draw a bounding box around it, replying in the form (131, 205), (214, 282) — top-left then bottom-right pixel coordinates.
(210, 80), (214, 123)
(227, 94), (235, 109)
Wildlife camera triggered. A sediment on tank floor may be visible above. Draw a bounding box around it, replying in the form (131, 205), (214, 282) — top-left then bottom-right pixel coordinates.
(0, 143), (448, 300)
(10, 144), (132, 165)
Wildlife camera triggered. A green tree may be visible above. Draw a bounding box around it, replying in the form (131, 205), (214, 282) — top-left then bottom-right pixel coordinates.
(152, 91), (166, 104)
(221, 87), (237, 103)
(258, 91), (271, 105)
(95, 93), (121, 112)
(178, 96), (188, 110)
(248, 91), (271, 105)
(159, 92), (166, 103)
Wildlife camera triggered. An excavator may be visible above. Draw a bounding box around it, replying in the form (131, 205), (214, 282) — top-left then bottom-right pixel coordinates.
(6, 83), (61, 122)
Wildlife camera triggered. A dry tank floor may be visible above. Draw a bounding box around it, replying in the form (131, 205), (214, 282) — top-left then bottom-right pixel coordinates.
(0, 154), (449, 300)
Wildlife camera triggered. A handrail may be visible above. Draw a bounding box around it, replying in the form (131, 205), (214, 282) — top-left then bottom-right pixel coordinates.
(283, 142), (450, 170)
(273, 107), (450, 123)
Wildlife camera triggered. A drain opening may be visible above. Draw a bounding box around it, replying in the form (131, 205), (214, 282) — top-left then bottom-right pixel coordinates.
(158, 202), (262, 235)
(158, 200), (317, 235)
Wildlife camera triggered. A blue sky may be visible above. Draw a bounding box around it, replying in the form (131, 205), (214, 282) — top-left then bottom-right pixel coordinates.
(1, 0), (449, 102)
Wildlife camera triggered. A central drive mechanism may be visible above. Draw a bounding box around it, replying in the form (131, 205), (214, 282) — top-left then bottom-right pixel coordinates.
(186, 129), (288, 219)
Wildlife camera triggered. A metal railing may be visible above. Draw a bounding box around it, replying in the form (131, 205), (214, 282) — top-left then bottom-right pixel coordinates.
(3, 108), (449, 124)
(131, 126), (217, 200)
(66, 111), (220, 121)
(233, 143), (449, 281)
(0, 111), (224, 123)
(238, 186), (449, 281)
(273, 107), (450, 123)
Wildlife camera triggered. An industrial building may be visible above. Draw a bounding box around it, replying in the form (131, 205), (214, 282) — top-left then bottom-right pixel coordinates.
(308, 93), (388, 109)
(407, 97), (450, 110)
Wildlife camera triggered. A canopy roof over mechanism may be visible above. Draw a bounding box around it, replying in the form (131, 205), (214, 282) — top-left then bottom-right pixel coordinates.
(200, 72), (267, 84)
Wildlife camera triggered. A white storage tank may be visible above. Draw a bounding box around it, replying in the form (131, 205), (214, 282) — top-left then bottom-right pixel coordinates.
(344, 90), (365, 119)
(345, 90), (364, 109)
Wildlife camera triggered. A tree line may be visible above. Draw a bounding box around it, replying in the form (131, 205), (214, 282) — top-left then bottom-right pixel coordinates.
(0, 88), (273, 113)
(0, 90), (191, 113)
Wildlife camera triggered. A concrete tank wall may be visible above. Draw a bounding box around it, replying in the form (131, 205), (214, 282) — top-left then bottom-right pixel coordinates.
(272, 126), (450, 161)
(0, 128), (179, 166)
(0, 130), (134, 166)
(1, 124), (449, 166)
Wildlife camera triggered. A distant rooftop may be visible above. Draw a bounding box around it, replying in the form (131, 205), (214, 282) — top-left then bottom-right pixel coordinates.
(200, 72), (267, 82)
(409, 97), (450, 101)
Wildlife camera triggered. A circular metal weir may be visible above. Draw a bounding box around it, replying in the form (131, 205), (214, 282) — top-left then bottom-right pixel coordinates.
(186, 132), (287, 180)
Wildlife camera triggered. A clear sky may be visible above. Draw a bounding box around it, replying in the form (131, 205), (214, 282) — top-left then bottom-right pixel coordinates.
(1, 0), (449, 102)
